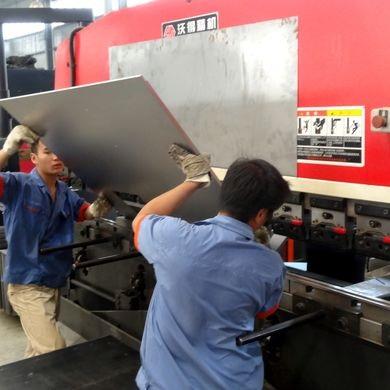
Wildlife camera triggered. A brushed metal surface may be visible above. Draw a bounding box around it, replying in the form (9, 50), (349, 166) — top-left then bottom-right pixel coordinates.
(0, 76), (220, 221)
(287, 271), (390, 311)
(345, 277), (390, 298)
(110, 17), (298, 176)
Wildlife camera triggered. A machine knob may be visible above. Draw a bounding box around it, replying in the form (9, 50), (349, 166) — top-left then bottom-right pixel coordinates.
(337, 317), (349, 331)
(369, 220), (381, 229)
(312, 229), (323, 238)
(291, 219), (303, 227)
(295, 302), (306, 312)
(372, 115), (387, 128)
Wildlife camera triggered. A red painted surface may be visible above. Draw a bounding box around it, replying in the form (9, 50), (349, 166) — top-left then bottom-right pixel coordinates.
(291, 219), (303, 227)
(331, 227), (347, 236)
(19, 144), (34, 173)
(55, 0), (390, 186)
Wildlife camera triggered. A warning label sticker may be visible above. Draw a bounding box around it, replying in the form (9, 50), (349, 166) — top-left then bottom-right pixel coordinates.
(297, 106), (365, 166)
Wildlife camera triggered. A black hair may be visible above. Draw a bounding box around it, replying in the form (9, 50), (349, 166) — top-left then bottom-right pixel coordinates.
(30, 138), (40, 154)
(220, 158), (291, 223)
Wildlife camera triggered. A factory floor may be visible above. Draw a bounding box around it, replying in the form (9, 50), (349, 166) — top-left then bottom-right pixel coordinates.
(0, 309), (279, 388)
(0, 309), (85, 366)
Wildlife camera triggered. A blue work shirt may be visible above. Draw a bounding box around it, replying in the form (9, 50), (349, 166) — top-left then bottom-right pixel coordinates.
(135, 214), (285, 390)
(0, 168), (88, 288)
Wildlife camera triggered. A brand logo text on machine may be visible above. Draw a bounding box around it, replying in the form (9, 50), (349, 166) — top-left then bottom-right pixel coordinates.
(162, 13), (218, 38)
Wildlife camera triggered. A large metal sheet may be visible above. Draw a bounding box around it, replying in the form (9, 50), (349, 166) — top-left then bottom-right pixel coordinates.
(0, 76), (220, 221)
(110, 17), (298, 176)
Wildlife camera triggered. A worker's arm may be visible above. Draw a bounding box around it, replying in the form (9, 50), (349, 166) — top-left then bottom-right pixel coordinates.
(132, 143), (211, 232)
(68, 190), (112, 222)
(0, 125), (39, 170)
(256, 261), (285, 319)
(0, 126), (39, 204)
(132, 181), (203, 230)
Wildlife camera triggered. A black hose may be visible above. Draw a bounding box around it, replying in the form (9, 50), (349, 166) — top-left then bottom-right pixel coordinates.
(69, 26), (84, 86)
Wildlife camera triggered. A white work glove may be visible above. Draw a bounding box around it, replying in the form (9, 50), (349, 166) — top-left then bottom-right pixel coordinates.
(168, 143), (211, 187)
(88, 194), (112, 218)
(3, 125), (39, 156)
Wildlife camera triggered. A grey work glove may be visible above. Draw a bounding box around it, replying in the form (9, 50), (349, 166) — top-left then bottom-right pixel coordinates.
(168, 143), (211, 187)
(3, 125), (39, 156)
(88, 194), (112, 218)
(254, 226), (271, 246)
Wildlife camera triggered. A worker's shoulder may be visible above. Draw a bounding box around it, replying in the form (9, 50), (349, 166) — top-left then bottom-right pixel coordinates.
(142, 214), (211, 237)
(142, 214), (193, 231)
(145, 214), (201, 227)
(257, 243), (282, 259)
(0, 171), (30, 183)
(57, 180), (73, 193)
(251, 244), (284, 272)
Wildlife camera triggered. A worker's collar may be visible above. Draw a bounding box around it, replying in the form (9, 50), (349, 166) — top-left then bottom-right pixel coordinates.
(30, 168), (66, 193)
(208, 215), (254, 240)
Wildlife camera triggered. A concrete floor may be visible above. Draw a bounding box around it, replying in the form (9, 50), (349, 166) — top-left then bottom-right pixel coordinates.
(0, 309), (85, 366)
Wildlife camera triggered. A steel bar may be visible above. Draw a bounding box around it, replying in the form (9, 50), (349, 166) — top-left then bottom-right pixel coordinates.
(75, 251), (140, 269)
(70, 279), (115, 303)
(42, 0), (54, 70)
(44, 24), (54, 70)
(0, 24), (10, 138)
(40, 236), (116, 255)
(236, 310), (326, 346)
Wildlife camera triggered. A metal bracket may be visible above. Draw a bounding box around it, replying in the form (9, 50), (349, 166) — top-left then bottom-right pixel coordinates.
(382, 323), (390, 349)
(293, 295), (361, 336)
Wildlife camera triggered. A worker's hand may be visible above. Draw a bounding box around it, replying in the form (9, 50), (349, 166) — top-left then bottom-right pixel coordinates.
(87, 194), (112, 219)
(168, 143), (211, 187)
(2, 125), (39, 156)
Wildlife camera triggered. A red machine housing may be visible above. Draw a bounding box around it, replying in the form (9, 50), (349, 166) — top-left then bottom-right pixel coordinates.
(54, 0), (390, 186)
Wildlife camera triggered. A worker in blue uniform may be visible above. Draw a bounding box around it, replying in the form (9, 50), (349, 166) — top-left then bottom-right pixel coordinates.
(0, 125), (111, 357)
(133, 144), (291, 389)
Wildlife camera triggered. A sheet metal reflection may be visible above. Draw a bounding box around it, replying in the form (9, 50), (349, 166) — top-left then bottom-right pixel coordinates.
(110, 17), (298, 176)
(0, 76), (220, 221)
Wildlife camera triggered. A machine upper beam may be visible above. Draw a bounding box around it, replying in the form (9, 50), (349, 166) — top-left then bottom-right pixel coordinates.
(0, 8), (93, 24)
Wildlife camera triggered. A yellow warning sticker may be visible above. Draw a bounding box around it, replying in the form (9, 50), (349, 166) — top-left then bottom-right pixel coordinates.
(326, 109), (363, 117)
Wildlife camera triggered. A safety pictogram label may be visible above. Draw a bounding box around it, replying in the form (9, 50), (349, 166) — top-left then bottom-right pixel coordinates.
(297, 106), (365, 166)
